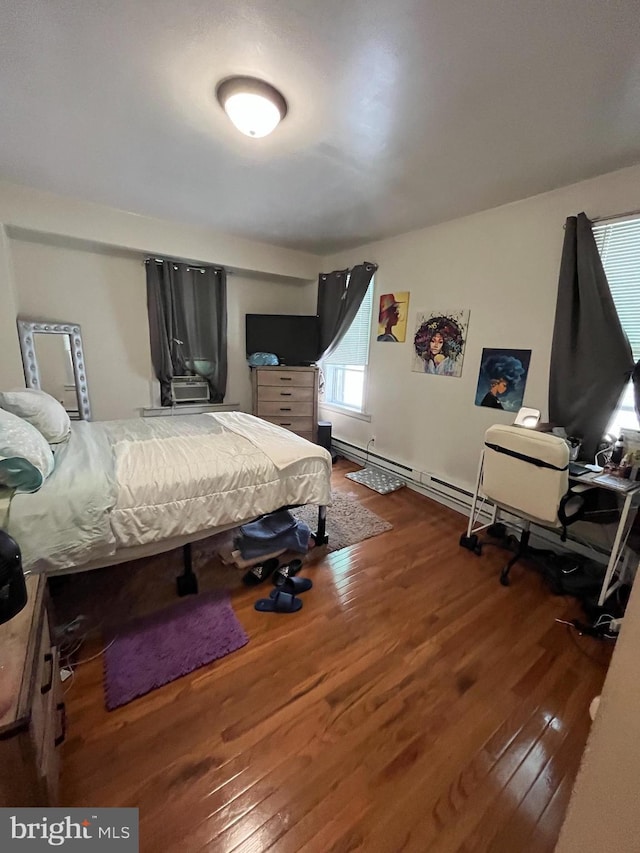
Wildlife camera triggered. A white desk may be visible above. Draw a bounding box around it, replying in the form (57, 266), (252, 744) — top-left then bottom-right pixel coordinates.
(569, 471), (640, 606)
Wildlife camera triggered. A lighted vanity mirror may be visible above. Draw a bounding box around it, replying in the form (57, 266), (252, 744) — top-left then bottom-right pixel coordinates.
(17, 319), (92, 420)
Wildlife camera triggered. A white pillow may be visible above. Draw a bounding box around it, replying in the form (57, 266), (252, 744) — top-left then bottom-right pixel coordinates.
(0, 408), (55, 493)
(0, 388), (71, 444)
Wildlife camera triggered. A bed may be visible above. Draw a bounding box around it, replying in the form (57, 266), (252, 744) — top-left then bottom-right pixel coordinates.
(4, 411), (332, 592)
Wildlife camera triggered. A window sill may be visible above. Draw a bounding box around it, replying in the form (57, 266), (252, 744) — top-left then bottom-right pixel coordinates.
(319, 402), (372, 422)
(142, 403), (240, 417)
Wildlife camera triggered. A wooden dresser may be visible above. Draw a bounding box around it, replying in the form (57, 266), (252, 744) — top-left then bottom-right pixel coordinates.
(0, 574), (64, 806)
(251, 366), (319, 443)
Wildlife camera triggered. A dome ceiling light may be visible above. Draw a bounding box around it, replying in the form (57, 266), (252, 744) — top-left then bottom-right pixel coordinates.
(216, 76), (288, 138)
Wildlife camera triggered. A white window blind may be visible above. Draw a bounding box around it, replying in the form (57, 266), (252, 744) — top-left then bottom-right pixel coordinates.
(322, 280), (374, 366)
(593, 217), (640, 361)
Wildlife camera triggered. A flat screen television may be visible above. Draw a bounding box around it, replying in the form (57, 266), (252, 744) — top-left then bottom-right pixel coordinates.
(245, 314), (321, 366)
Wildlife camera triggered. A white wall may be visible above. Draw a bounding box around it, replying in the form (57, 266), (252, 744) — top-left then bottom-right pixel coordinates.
(0, 180), (320, 418)
(321, 163), (640, 492)
(11, 237), (153, 420)
(227, 272), (316, 412)
(9, 235), (316, 419)
(0, 226), (25, 389)
(555, 571), (640, 851)
(0, 180), (319, 281)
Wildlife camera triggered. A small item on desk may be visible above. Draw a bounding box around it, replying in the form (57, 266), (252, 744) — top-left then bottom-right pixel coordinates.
(620, 451), (640, 481)
(568, 462), (591, 477)
(592, 473), (637, 491)
(610, 436), (625, 466)
(566, 436), (582, 461)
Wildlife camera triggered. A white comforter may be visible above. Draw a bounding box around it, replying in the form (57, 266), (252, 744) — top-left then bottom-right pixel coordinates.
(8, 412), (332, 573)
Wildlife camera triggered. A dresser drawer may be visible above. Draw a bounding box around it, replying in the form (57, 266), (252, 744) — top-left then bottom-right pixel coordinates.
(0, 575), (61, 808)
(31, 617), (55, 766)
(257, 385), (315, 403)
(262, 416), (315, 433)
(251, 366), (318, 442)
(256, 369), (315, 388)
(39, 661), (63, 807)
(257, 401), (313, 417)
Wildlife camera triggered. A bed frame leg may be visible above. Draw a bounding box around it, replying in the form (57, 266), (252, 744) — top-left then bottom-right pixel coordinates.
(313, 505), (329, 547)
(176, 542), (199, 596)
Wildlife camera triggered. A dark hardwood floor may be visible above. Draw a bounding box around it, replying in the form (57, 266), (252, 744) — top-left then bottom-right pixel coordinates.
(55, 459), (611, 852)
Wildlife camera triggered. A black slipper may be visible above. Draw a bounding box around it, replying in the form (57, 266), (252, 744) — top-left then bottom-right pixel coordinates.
(254, 591), (303, 613)
(270, 576), (312, 596)
(272, 559), (303, 587)
(242, 557), (280, 586)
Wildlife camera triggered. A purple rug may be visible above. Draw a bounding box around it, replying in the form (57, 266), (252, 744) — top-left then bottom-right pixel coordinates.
(103, 591), (248, 710)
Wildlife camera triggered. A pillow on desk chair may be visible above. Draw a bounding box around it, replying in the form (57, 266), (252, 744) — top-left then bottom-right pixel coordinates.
(482, 424), (573, 527)
(478, 425), (585, 585)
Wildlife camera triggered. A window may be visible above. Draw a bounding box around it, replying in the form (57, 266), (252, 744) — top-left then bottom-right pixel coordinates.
(321, 279), (374, 413)
(593, 216), (640, 435)
(145, 259), (227, 406)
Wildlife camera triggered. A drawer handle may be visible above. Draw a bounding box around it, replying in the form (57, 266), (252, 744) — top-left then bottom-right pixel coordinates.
(280, 392), (292, 396)
(280, 422), (292, 426)
(41, 652), (54, 695)
(54, 702), (67, 747)
(279, 377), (292, 381)
(279, 407), (292, 412)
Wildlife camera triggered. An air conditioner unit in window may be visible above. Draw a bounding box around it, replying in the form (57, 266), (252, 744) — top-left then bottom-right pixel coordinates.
(170, 376), (210, 404)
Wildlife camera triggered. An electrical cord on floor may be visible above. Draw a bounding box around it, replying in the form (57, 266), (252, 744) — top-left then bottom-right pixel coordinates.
(555, 619), (616, 667)
(60, 637), (117, 695)
(72, 638), (116, 666)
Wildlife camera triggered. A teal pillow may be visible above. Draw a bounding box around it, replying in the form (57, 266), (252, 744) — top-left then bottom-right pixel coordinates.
(0, 408), (55, 493)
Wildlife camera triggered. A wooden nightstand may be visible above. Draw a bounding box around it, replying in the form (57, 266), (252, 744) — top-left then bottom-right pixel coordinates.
(0, 574), (64, 806)
(251, 365), (319, 442)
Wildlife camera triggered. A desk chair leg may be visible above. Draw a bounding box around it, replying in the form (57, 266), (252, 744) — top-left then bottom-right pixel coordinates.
(500, 528), (530, 587)
(460, 452), (487, 554)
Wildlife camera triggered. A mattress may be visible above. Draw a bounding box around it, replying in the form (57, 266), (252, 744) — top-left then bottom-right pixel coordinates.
(7, 412), (332, 574)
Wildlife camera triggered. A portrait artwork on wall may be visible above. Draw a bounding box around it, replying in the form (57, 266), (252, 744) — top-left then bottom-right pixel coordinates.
(377, 292), (410, 342)
(411, 309), (470, 377)
(474, 348), (532, 412)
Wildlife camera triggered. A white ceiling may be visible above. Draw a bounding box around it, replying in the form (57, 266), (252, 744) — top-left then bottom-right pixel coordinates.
(1, 0), (639, 253)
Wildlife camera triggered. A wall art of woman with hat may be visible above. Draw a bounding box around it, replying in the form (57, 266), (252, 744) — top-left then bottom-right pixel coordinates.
(377, 292), (409, 342)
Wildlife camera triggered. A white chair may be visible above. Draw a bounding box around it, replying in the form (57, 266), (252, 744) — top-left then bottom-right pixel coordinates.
(461, 425), (583, 585)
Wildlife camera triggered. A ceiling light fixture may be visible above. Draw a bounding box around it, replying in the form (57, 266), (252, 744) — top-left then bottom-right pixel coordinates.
(216, 76), (287, 138)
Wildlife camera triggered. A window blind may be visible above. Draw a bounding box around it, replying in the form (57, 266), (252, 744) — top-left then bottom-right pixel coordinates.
(593, 217), (640, 361)
(323, 280), (374, 366)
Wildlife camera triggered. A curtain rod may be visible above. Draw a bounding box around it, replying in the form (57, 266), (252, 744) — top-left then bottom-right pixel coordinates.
(144, 257), (227, 274)
(563, 208), (640, 230)
(591, 208), (640, 225)
(320, 261), (378, 278)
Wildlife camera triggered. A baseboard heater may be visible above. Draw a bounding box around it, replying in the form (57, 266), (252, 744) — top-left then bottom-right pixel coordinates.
(332, 438), (472, 513)
(332, 437), (611, 566)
